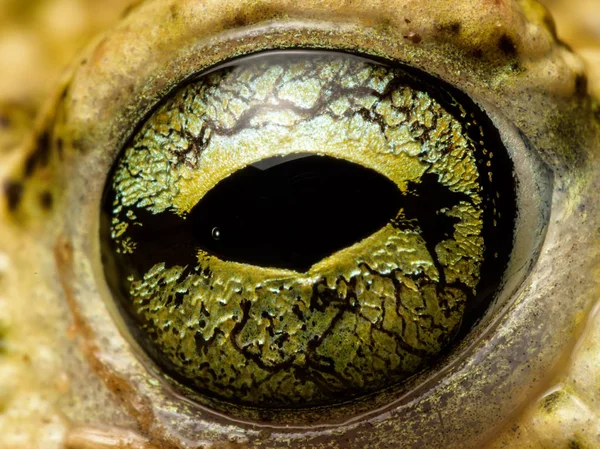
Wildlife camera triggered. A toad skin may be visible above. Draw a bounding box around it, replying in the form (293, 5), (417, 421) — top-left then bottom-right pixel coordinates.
(0, 1), (600, 448)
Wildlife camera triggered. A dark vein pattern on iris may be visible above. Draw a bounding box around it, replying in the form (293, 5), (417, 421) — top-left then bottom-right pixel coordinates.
(102, 52), (514, 407)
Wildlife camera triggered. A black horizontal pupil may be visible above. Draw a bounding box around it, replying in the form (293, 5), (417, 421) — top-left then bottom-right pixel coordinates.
(113, 154), (472, 277)
(190, 154), (404, 271)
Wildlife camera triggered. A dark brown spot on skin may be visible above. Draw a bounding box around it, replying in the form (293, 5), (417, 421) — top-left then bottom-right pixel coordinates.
(437, 22), (461, 34)
(540, 390), (566, 413)
(169, 4), (178, 19)
(59, 86), (69, 102)
(472, 49), (483, 59)
(568, 440), (584, 449)
(40, 191), (53, 210)
(0, 114), (9, 129)
(510, 62), (523, 73)
(72, 138), (85, 152)
(574, 73), (588, 96)
(3, 181), (23, 211)
(24, 131), (51, 177)
(404, 31), (422, 44)
(498, 34), (517, 56)
(404, 18), (411, 24)
(223, 13), (249, 30)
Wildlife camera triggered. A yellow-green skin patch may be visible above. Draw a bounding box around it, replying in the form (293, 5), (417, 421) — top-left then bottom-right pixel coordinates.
(108, 55), (485, 406)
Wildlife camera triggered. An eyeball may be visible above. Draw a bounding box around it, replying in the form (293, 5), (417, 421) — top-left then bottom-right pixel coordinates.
(101, 51), (516, 408)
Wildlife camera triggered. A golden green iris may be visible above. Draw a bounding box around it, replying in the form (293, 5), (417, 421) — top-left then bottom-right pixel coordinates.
(103, 52), (511, 407)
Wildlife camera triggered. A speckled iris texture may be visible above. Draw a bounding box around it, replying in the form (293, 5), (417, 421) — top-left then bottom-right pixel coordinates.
(103, 52), (513, 407)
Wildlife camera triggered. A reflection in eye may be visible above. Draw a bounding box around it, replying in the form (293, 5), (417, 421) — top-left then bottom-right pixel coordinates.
(101, 52), (515, 408)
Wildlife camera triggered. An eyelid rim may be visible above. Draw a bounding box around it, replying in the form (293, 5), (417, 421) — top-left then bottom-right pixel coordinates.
(43, 1), (600, 447)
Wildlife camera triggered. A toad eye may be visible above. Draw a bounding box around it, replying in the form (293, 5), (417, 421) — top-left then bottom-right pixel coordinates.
(100, 51), (516, 408)
(9, 0), (594, 445)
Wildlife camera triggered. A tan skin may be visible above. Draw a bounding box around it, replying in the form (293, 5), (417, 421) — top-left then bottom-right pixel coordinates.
(0, 0), (599, 448)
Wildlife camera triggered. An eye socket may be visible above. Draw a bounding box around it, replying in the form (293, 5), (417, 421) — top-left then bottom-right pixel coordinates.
(100, 51), (517, 409)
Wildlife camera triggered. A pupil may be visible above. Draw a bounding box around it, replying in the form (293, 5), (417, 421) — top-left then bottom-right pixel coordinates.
(190, 154), (405, 271)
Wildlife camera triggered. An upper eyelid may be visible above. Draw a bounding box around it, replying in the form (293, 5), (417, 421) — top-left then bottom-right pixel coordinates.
(2, 0), (577, 170)
(6, 0), (573, 196)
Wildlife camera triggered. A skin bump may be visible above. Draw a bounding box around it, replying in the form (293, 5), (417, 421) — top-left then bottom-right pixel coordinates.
(539, 390), (569, 414)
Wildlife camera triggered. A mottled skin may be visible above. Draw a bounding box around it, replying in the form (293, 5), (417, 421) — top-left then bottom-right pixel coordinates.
(0, 0), (599, 448)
